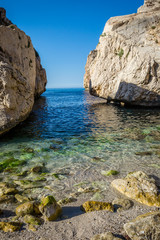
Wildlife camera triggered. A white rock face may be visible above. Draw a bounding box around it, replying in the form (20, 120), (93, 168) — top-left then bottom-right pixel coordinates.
(0, 9), (47, 135)
(138, 0), (160, 13)
(84, 1), (160, 106)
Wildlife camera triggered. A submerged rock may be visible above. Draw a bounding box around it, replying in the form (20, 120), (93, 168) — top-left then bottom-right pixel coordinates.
(0, 158), (26, 172)
(15, 194), (30, 203)
(124, 212), (160, 240)
(101, 170), (119, 176)
(84, 0), (160, 106)
(0, 186), (18, 196)
(30, 165), (45, 174)
(0, 221), (22, 232)
(0, 195), (15, 203)
(0, 8), (47, 136)
(111, 171), (160, 207)
(39, 196), (62, 221)
(81, 201), (114, 213)
(91, 232), (122, 240)
(78, 187), (99, 193)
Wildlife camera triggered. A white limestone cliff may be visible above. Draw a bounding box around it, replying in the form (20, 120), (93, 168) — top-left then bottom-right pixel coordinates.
(84, 0), (160, 106)
(0, 8), (47, 135)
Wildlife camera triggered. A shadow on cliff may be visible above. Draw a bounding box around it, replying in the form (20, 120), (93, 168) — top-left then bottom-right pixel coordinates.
(0, 96), (48, 141)
(89, 80), (160, 107)
(113, 82), (160, 107)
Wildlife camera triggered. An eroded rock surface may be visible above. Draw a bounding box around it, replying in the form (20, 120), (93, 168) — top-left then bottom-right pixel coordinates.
(91, 232), (122, 240)
(81, 201), (114, 212)
(0, 8), (47, 135)
(124, 212), (160, 240)
(84, 0), (160, 106)
(111, 171), (160, 207)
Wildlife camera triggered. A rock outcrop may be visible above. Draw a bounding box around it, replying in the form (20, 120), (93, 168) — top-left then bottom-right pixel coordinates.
(84, 0), (160, 106)
(0, 8), (47, 135)
(124, 212), (160, 240)
(111, 171), (160, 207)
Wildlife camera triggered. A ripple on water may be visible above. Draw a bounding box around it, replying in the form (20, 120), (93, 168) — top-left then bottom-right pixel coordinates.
(0, 89), (160, 199)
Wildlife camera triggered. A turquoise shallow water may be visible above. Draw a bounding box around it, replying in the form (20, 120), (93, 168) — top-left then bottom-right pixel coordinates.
(0, 89), (160, 200)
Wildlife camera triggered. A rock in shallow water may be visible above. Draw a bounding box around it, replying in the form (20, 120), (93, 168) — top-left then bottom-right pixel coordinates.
(124, 212), (160, 240)
(111, 171), (160, 207)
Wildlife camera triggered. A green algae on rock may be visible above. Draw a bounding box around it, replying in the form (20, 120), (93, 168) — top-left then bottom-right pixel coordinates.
(101, 170), (119, 176)
(124, 212), (160, 240)
(39, 195), (62, 221)
(23, 214), (41, 225)
(15, 194), (30, 203)
(16, 201), (40, 217)
(81, 201), (114, 213)
(111, 171), (160, 207)
(0, 158), (26, 172)
(58, 196), (77, 205)
(0, 221), (22, 232)
(30, 165), (46, 174)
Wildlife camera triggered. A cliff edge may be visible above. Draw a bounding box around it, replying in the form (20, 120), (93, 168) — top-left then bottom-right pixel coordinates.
(0, 8), (47, 135)
(84, 0), (160, 106)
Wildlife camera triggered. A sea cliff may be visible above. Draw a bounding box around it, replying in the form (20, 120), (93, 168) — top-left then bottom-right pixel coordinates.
(0, 8), (47, 135)
(84, 0), (160, 106)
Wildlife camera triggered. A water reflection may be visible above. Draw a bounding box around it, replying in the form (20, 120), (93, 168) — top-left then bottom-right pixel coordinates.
(0, 89), (160, 142)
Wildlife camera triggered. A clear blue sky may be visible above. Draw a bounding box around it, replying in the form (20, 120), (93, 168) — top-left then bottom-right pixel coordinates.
(1, 0), (144, 88)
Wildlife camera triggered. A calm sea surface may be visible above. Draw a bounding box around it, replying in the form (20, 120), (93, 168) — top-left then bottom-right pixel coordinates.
(0, 89), (160, 199)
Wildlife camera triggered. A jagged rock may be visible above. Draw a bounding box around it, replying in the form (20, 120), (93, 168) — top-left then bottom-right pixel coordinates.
(124, 212), (160, 240)
(111, 171), (160, 207)
(91, 232), (122, 240)
(0, 8), (47, 135)
(39, 196), (62, 221)
(138, 0), (160, 13)
(81, 201), (114, 212)
(84, 0), (160, 106)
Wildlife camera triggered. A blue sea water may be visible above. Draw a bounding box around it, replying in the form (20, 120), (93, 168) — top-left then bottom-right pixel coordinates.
(0, 88), (160, 199)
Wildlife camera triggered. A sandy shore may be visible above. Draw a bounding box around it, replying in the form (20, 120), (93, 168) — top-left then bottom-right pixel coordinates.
(0, 174), (158, 240)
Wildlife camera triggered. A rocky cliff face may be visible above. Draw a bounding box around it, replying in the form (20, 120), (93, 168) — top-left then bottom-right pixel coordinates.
(84, 0), (160, 106)
(0, 8), (47, 135)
